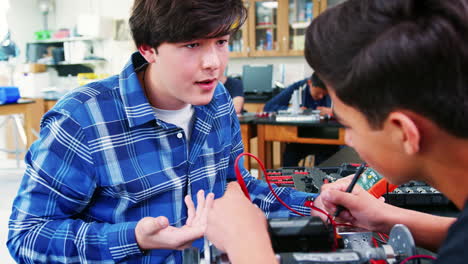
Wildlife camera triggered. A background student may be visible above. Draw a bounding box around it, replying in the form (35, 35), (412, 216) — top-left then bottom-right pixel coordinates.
(264, 72), (338, 167)
(263, 72), (331, 114)
(219, 74), (244, 114)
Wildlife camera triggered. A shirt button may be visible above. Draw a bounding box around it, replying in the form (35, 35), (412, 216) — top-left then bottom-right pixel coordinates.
(177, 133), (183, 139)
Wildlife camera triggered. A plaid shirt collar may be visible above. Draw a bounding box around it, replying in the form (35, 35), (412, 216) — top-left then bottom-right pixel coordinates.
(119, 52), (154, 128)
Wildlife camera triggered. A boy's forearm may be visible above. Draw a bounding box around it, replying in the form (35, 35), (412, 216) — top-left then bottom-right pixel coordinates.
(233, 97), (244, 114)
(384, 206), (455, 251)
(225, 231), (278, 264)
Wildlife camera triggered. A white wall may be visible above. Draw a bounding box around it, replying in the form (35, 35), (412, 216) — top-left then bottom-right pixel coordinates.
(55, 0), (133, 28)
(1, 1), (42, 157)
(7, 0), (45, 62)
(53, 0), (136, 74)
(5, 0), (136, 74)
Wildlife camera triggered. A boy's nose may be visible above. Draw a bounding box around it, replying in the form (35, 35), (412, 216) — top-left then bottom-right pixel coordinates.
(201, 47), (221, 70)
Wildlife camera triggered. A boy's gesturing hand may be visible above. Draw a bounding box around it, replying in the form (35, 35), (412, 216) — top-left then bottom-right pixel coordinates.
(135, 190), (215, 250)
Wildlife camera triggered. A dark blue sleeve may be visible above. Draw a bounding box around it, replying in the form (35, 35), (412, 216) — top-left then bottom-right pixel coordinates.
(321, 94), (332, 107)
(302, 86), (332, 109)
(224, 78), (244, 98)
(434, 204), (468, 264)
(263, 79), (305, 112)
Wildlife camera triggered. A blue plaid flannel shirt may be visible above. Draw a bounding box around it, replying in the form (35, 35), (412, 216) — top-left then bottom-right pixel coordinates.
(8, 52), (316, 263)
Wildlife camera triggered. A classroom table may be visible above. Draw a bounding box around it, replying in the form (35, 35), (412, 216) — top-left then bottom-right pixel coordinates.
(238, 114), (258, 171)
(44, 99), (57, 113)
(0, 98), (44, 149)
(255, 117), (345, 169)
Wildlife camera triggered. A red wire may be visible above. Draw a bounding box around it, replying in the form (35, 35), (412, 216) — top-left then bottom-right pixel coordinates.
(234, 154), (251, 200)
(335, 223), (357, 228)
(376, 233), (388, 243)
(234, 152), (339, 250)
(234, 153), (305, 216)
(400, 254), (436, 264)
(233, 154), (437, 260)
(371, 237), (379, 248)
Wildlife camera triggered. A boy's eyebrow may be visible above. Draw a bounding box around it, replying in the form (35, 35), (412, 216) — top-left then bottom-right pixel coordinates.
(179, 34), (230, 43)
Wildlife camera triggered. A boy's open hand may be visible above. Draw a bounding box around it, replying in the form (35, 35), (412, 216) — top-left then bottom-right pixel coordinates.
(135, 190), (214, 250)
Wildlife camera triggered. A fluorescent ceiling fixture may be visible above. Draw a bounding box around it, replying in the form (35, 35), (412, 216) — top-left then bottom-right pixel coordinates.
(262, 2), (278, 9)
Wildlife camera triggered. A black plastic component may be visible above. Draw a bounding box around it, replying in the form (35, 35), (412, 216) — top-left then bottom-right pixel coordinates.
(268, 216), (335, 253)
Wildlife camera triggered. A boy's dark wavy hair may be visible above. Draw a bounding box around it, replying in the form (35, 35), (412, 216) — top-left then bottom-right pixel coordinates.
(305, 0), (468, 138)
(129, 0), (247, 49)
(310, 72), (325, 89)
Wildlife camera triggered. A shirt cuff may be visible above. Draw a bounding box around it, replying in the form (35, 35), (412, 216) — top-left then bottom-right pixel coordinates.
(289, 191), (319, 217)
(107, 221), (145, 262)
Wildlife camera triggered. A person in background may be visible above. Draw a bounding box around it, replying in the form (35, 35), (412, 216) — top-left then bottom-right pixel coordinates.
(219, 74), (244, 114)
(7, 0), (318, 263)
(263, 72), (331, 114)
(264, 72), (338, 167)
(205, 0), (468, 263)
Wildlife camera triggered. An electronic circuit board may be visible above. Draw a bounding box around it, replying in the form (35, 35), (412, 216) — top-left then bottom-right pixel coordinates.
(266, 164), (451, 207)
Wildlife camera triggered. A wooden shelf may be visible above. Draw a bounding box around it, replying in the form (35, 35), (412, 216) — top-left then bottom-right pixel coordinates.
(255, 24), (277, 30)
(29, 37), (101, 44)
(229, 0), (328, 57)
(46, 60), (106, 66)
(290, 21), (310, 29)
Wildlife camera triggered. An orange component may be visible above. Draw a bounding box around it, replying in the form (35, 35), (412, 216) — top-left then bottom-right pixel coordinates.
(368, 179), (398, 198)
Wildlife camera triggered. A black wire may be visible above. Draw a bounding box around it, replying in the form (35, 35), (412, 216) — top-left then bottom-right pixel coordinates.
(386, 181), (391, 204)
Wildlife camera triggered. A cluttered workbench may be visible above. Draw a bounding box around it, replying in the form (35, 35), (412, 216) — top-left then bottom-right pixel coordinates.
(185, 163), (453, 263)
(238, 112), (345, 170)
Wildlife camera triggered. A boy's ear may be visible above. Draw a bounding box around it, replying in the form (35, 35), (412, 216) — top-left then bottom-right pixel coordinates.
(138, 44), (157, 63)
(387, 112), (421, 155)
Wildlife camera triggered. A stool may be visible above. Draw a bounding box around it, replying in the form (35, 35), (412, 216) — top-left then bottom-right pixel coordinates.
(0, 115), (27, 168)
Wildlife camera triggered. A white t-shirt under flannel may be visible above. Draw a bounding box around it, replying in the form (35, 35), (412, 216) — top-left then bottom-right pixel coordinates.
(152, 104), (195, 143)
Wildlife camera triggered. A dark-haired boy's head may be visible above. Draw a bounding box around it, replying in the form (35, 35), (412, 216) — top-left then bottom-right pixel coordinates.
(308, 72), (328, 101)
(305, 0), (468, 139)
(310, 72), (325, 89)
(129, 0), (247, 50)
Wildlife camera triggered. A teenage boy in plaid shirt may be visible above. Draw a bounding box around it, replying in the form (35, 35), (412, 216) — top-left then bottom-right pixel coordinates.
(7, 0), (316, 263)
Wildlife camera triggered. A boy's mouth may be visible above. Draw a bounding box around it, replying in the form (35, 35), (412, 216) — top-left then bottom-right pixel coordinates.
(196, 79), (216, 84)
(195, 79), (217, 91)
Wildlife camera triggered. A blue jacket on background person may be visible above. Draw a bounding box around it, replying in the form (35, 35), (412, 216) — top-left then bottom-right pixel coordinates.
(263, 77), (331, 112)
(263, 73), (338, 167)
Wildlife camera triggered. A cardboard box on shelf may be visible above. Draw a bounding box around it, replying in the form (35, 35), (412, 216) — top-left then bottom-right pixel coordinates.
(26, 63), (47, 73)
(16, 72), (51, 98)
